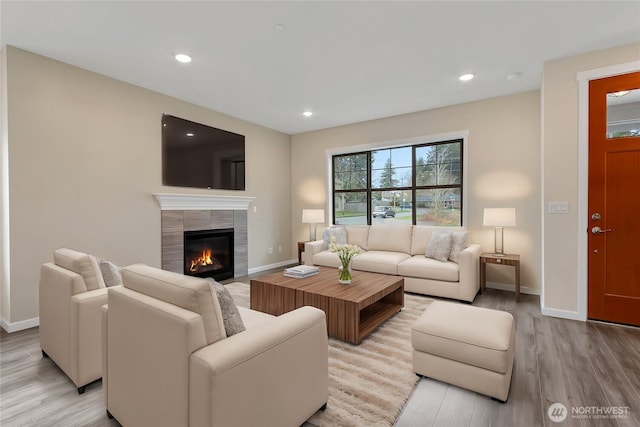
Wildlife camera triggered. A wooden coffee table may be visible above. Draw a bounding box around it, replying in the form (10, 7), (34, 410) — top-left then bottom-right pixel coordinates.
(250, 266), (404, 344)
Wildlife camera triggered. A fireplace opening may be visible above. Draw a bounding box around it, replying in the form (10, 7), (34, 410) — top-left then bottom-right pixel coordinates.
(184, 228), (234, 281)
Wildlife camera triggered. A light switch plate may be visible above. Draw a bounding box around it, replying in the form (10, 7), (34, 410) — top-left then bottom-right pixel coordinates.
(548, 202), (569, 214)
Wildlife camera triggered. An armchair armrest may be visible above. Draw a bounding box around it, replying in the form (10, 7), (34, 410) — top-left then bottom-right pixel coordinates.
(71, 288), (108, 386)
(72, 287), (109, 305)
(189, 306), (328, 427)
(39, 262), (99, 388)
(303, 240), (324, 265)
(105, 286), (208, 426)
(40, 262), (87, 297)
(458, 243), (482, 302)
(101, 304), (108, 408)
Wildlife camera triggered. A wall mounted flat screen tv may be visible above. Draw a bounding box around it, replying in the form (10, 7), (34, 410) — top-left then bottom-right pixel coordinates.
(162, 114), (245, 190)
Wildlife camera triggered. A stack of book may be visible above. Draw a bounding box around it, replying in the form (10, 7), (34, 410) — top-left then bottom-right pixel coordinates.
(283, 265), (319, 279)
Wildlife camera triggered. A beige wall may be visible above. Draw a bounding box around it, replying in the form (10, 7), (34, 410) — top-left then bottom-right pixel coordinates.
(541, 43), (640, 316)
(1, 46), (293, 325)
(5, 42), (634, 327)
(291, 91), (541, 292)
(1, 48), (8, 321)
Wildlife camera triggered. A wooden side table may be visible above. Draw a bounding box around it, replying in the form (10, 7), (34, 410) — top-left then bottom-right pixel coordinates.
(480, 253), (521, 301)
(297, 241), (309, 264)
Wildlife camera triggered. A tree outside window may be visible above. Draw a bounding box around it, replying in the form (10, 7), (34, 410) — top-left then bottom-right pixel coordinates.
(415, 142), (461, 226)
(333, 153), (369, 225)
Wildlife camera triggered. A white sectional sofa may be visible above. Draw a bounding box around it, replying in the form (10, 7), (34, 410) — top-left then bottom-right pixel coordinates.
(304, 225), (482, 303)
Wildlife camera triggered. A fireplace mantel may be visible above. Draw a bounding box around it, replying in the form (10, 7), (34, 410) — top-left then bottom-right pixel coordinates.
(153, 193), (255, 211)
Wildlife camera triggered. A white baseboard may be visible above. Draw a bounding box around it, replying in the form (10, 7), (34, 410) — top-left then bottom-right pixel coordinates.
(485, 281), (540, 296)
(247, 259), (297, 276)
(487, 283), (584, 321)
(540, 305), (584, 321)
(1, 316), (39, 333)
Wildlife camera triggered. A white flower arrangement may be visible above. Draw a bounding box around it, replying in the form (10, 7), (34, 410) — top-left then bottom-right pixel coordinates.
(328, 236), (361, 282)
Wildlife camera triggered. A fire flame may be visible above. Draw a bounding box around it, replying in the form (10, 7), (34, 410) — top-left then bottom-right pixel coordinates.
(189, 249), (214, 273)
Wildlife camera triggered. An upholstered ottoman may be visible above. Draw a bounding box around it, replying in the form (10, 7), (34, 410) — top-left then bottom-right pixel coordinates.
(411, 301), (515, 402)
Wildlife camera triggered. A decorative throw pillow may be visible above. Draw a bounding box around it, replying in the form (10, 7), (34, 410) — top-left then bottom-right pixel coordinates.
(207, 279), (246, 337)
(425, 233), (453, 263)
(322, 226), (347, 250)
(98, 259), (123, 287)
(449, 231), (470, 263)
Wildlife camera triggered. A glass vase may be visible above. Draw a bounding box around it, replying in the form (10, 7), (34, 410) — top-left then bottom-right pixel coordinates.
(338, 260), (352, 284)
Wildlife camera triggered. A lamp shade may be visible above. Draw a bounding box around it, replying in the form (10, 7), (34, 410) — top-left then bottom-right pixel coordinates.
(302, 209), (325, 224)
(483, 208), (516, 227)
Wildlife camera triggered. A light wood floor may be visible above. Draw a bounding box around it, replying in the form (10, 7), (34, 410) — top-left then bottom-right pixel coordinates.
(1, 283), (639, 426)
(396, 290), (640, 427)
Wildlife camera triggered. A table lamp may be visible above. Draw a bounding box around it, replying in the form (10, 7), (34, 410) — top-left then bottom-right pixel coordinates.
(302, 209), (325, 241)
(483, 208), (516, 256)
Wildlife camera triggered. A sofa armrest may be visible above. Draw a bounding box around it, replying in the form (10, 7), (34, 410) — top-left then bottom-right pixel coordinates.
(458, 243), (482, 302)
(303, 240), (324, 265)
(189, 306), (329, 427)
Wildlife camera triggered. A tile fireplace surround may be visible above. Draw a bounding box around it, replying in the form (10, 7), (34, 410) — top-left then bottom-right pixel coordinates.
(154, 193), (254, 278)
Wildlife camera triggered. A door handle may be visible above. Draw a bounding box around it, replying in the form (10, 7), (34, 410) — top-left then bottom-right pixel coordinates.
(591, 226), (612, 234)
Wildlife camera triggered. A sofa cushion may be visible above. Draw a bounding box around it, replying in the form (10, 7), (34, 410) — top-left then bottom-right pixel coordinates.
(352, 251), (411, 275)
(367, 225), (412, 254)
(449, 231), (470, 263)
(425, 233), (453, 262)
(53, 248), (106, 291)
(237, 306), (275, 329)
(398, 255), (459, 282)
(121, 264), (226, 345)
(346, 225), (370, 250)
(312, 251), (342, 268)
(410, 226), (434, 255)
(322, 226), (347, 250)
(208, 279), (246, 337)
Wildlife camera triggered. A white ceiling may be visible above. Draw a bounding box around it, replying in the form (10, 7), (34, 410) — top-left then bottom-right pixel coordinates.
(2, 1), (639, 135)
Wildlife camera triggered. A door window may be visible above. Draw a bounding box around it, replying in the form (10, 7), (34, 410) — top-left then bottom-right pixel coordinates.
(607, 88), (640, 139)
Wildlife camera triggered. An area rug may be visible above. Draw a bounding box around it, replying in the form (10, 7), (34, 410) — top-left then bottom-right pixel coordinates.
(224, 281), (433, 427)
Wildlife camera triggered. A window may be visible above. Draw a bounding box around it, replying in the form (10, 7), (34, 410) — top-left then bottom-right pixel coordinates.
(333, 153), (368, 225)
(332, 138), (463, 226)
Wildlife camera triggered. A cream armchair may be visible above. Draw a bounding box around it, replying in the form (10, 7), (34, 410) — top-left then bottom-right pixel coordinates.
(103, 264), (328, 427)
(39, 248), (108, 394)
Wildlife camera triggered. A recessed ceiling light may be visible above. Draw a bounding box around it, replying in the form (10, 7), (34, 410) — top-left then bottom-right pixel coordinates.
(175, 54), (192, 63)
(186, 133), (194, 137)
(275, 24), (287, 31)
(507, 72), (523, 81)
(459, 73), (474, 82)
(302, 111), (313, 117)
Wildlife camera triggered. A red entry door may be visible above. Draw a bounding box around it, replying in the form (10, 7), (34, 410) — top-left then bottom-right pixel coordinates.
(588, 71), (640, 326)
